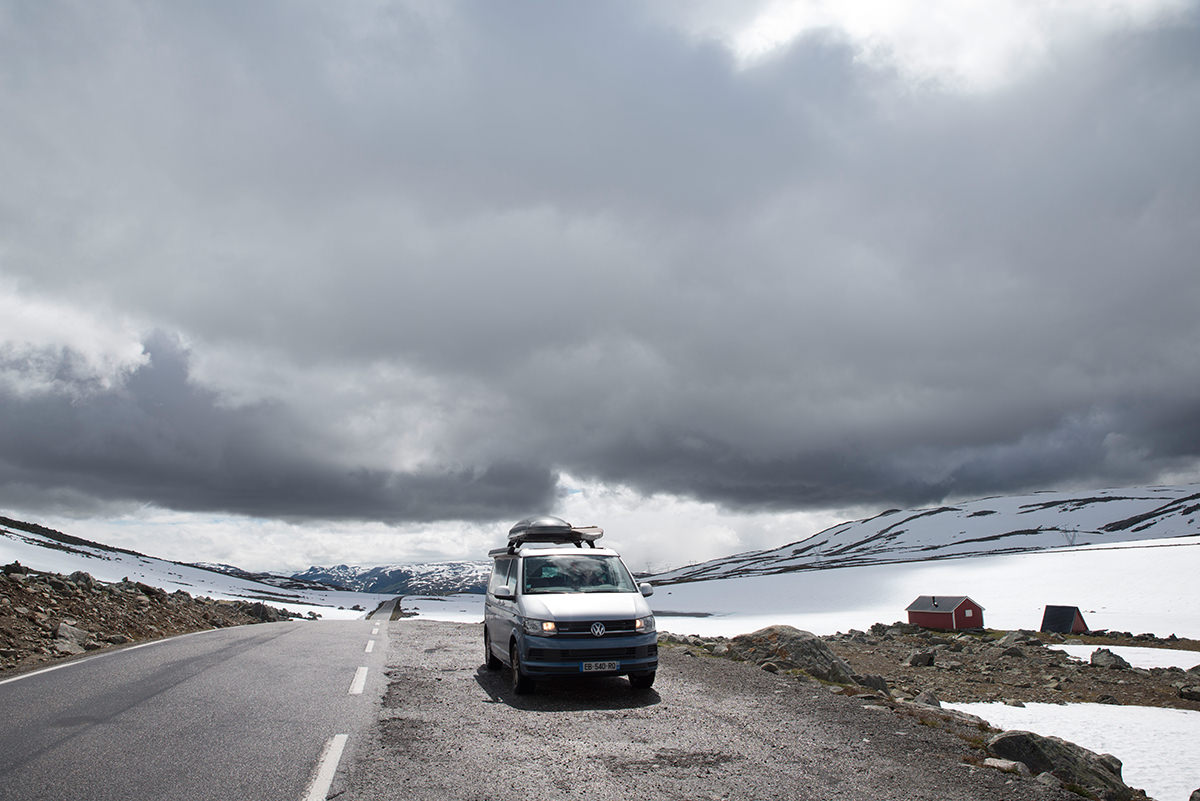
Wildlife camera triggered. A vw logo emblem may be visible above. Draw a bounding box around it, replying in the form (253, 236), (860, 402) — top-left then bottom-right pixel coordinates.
(590, 622), (606, 637)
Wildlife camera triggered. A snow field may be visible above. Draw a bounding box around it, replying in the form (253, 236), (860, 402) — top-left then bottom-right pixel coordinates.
(946, 702), (1200, 801)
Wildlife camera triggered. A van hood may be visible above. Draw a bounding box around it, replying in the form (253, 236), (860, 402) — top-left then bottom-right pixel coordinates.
(520, 592), (650, 621)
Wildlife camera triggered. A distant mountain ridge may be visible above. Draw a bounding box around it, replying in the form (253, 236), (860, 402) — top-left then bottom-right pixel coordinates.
(187, 562), (349, 593)
(648, 484), (1200, 585)
(292, 562), (490, 595)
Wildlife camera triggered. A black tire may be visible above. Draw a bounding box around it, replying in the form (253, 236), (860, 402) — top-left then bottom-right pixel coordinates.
(510, 643), (535, 695)
(629, 671), (656, 690)
(484, 627), (502, 671)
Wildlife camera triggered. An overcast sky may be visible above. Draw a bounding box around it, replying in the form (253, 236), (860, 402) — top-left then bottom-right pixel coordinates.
(2, 1), (1198, 572)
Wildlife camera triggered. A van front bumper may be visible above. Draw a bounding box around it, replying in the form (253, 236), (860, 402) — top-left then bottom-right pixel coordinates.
(519, 632), (658, 677)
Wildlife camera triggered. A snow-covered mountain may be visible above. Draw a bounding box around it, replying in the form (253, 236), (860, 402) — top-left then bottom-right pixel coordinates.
(649, 485), (1200, 584)
(292, 562), (489, 595)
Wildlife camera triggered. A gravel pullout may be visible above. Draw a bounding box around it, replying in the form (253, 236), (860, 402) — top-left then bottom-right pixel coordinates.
(344, 620), (1084, 801)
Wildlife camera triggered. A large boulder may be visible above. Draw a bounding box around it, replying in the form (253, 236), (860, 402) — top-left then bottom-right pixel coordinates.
(729, 626), (856, 684)
(68, 571), (96, 589)
(1091, 648), (1132, 670)
(988, 730), (1135, 801)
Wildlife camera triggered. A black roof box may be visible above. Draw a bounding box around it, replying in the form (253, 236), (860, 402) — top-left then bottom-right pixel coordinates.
(505, 515), (603, 549)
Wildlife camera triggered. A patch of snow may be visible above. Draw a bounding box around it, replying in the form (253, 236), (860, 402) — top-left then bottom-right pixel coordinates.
(401, 594), (485, 623)
(1049, 644), (1200, 671)
(945, 702), (1200, 801)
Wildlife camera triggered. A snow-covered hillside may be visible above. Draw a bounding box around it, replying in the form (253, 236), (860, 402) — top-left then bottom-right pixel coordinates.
(405, 534), (1200, 639)
(188, 562), (353, 592)
(292, 561), (489, 595)
(649, 485), (1200, 584)
(0, 518), (393, 620)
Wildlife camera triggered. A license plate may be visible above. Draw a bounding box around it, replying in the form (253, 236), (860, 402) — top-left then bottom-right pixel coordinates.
(581, 660), (619, 672)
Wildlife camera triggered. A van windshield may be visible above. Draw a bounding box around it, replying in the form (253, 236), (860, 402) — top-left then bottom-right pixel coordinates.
(521, 554), (638, 595)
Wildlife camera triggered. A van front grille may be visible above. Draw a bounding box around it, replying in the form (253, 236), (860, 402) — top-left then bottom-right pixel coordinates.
(527, 644), (657, 661)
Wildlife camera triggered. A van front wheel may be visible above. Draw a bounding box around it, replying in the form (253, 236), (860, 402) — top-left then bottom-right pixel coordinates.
(510, 643), (535, 695)
(629, 671), (655, 690)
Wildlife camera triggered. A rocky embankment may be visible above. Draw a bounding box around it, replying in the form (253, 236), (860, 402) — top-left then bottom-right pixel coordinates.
(1, 561), (299, 675)
(822, 622), (1200, 711)
(662, 623), (1200, 801)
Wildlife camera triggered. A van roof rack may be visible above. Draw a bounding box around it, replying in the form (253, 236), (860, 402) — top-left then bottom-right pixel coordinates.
(496, 515), (604, 554)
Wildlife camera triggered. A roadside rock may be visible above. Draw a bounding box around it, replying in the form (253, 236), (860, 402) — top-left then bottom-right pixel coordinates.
(54, 621), (92, 654)
(855, 673), (889, 693)
(988, 730), (1141, 801)
(1179, 685), (1200, 702)
(729, 625), (856, 684)
(998, 631), (1041, 647)
(905, 649), (936, 667)
(983, 757), (1031, 776)
(238, 601), (288, 623)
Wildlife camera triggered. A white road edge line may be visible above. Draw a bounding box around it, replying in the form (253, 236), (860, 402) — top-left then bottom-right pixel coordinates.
(349, 666), (368, 695)
(365, 640), (375, 653)
(303, 733), (348, 801)
(0, 628), (219, 687)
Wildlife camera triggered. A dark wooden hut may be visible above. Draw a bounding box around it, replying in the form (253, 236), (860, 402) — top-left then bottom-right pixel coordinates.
(1040, 605), (1088, 634)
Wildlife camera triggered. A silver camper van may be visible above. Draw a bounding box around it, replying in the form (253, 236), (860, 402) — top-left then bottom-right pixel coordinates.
(483, 516), (658, 694)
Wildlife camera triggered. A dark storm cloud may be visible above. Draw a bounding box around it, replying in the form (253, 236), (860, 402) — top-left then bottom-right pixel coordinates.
(0, 334), (555, 521)
(1, 2), (1199, 524)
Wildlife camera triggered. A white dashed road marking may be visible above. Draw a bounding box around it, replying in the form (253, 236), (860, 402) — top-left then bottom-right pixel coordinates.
(365, 640), (375, 653)
(302, 733), (348, 801)
(349, 666), (368, 695)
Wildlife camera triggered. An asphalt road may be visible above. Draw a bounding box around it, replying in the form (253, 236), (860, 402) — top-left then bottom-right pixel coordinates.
(344, 620), (1082, 801)
(0, 604), (395, 801)
(1, 613), (1092, 801)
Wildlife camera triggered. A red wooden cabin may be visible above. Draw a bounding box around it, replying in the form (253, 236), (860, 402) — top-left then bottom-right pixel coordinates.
(905, 595), (984, 631)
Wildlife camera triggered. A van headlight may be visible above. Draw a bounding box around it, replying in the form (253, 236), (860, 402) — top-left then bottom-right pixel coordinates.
(634, 615), (655, 633)
(523, 618), (557, 635)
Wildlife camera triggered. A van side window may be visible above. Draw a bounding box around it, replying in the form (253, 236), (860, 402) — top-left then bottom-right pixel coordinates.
(502, 558), (517, 593)
(488, 558), (514, 595)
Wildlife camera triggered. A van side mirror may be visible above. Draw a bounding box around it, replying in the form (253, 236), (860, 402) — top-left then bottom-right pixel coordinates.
(493, 586), (515, 600)
(638, 582), (654, 597)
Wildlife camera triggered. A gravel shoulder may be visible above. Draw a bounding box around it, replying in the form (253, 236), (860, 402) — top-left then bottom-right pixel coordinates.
(344, 620), (1082, 801)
